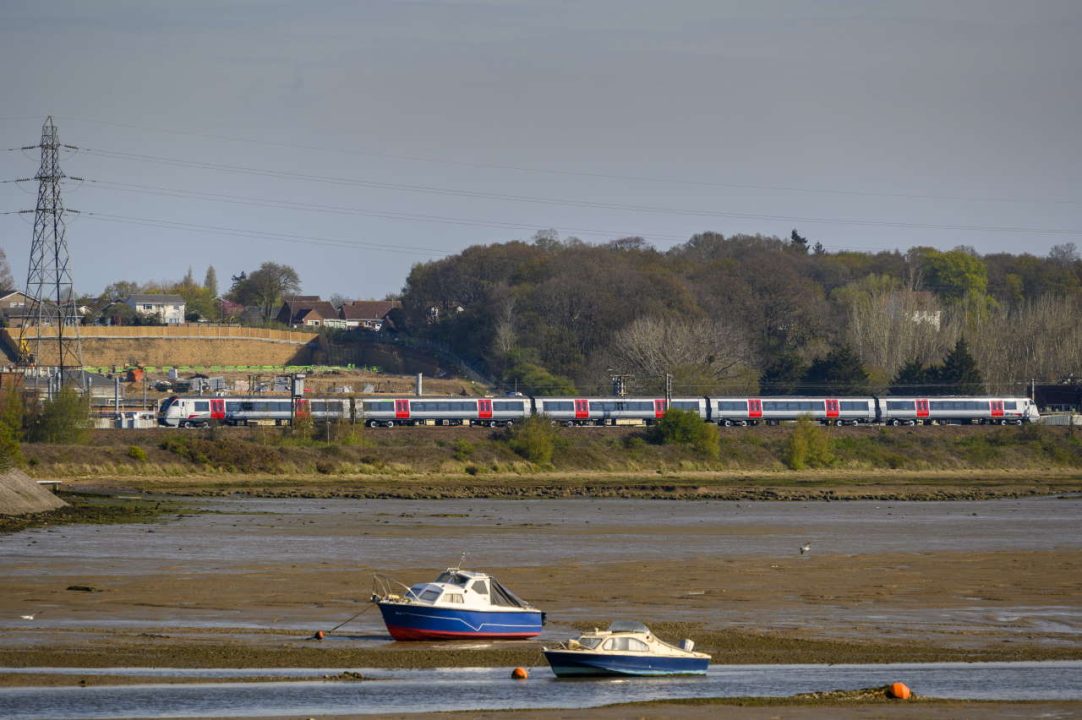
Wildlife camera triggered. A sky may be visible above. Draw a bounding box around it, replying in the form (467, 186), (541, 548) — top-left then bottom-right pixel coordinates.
(1, 0), (1080, 300)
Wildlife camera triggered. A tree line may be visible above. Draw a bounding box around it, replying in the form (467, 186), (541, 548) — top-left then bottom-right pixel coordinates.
(398, 231), (1082, 396)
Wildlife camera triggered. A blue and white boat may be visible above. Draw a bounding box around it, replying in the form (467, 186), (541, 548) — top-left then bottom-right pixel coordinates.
(372, 568), (544, 641)
(543, 621), (710, 677)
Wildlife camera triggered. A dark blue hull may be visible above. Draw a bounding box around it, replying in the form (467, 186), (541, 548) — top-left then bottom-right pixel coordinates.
(378, 601), (543, 640)
(544, 650), (709, 677)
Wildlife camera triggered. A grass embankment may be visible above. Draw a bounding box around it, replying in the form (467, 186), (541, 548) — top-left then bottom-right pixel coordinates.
(16, 422), (1082, 497)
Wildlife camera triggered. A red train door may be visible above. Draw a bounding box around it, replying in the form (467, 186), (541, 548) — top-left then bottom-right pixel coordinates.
(990, 400), (1004, 418)
(825, 398), (840, 419)
(574, 398), (589, 419)
(748, 398), (763, 419)
(916, 398), (930, 418)
(478, 398), (493, 420)
(653, 399), (667, 418)
(294, 398), (309, 419)
(394, 399), (410, 419)
(209, 398), (225, 421)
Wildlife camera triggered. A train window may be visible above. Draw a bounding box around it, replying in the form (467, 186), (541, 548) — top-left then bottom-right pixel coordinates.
(840, 401), (867, 411)
(886, 401), (913, 411)
(365, 401), (394, 413)
(716, 401), (746, 412)
(671, 401), (699, 410)
(1005, 401), (1017, 410)
(543, 401), (573, 412)
(226, 402), (240, 412)
(194, 401), (209, 412)
(493, 401), (524, 412)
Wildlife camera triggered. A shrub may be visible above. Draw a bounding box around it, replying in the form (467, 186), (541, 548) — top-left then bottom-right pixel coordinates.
(652, 408), (720, 459)
(452, 439), (475, 461)
(784, 416), (834, 470)
(26, 386), (89, 444)
(126, 445), (148, 462)
(505, 415), (559, 465)
(0, 390), (24, 470)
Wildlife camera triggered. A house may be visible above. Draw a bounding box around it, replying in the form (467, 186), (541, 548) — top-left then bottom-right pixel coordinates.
(276, 296), (345, 329)
(0, 290), (34, 326)
(339, 300), (400, 331)
(125, 294), (186, 325)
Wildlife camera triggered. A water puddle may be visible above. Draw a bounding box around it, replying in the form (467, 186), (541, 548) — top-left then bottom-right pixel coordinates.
(1, 661), (1079, 718)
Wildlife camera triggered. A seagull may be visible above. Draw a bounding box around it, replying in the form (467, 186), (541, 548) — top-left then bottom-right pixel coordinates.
(799, 543), (811, 556)
(20, 611), (42, 620)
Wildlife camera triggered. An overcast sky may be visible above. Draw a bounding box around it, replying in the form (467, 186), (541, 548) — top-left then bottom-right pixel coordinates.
(1, 0), (1080, 300)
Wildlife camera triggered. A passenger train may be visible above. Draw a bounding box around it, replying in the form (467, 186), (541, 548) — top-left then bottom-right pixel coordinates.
(157, 393), (1039, 428)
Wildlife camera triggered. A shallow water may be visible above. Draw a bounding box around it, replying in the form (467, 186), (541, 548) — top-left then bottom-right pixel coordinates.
(0, 662), (1078, 718)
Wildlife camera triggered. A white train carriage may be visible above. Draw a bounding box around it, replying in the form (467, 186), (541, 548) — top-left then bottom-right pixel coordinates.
(879, 397), (1039, 425)
(711, 397), (876, 426)
(157, 396), (350, 427)
(359, 397), (529, 427)
(534, 397), (706, 426)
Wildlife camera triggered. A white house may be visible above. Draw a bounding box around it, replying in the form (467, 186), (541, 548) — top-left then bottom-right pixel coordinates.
(126, 294), (186, 325)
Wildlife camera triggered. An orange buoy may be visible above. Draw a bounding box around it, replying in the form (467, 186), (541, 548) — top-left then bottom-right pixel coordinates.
(511, 667), (528, 680)
(314, 630), (326, 640)
(889, 681), (911, 700)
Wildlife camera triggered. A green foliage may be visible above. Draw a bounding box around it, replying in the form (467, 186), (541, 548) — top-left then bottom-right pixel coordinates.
(892, 338), (984, 396)
(227, 261), (302, 321)
(783, 416), (834, 470)
(0, 390), (24, 469)
(503, 355), (577, 396)
(452, 439), (475, 461)
(889, 358), (928, 395)
(505, 415), (559, 465)
(798, 344), (869, 395)
(652, 408), (721, 459)
(921, 247), (989, 300)
(126, 445), (147, 462)
(26, 387), (89, 444)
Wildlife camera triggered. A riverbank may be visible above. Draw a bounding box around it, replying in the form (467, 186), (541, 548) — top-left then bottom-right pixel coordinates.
(17, 423), (1082, 486)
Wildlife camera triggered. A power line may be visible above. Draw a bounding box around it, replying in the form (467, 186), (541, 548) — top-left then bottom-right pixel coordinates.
(80, 211), (457, 258)
(78, 146), (1082, 237)
(51, 115), (1081, 206)
(78, 178), (691, 243)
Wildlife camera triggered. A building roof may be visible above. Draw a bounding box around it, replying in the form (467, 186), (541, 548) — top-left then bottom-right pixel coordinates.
(127, 294), (186, 304)
(340, 300), (400, 320)
(278, 297), (339, 325)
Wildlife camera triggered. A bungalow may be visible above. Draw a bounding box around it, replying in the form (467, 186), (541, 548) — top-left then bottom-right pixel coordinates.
(276, 297), (346, 329)
(126, 294), (186, 325)
(339, 300), (400, 331)
(0, 290), (34, 326)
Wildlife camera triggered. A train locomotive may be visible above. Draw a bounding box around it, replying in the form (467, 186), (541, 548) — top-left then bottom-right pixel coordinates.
(157, 393), (1039, 428)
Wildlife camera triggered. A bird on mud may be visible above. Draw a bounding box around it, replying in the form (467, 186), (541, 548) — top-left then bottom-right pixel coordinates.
(20, 611), (42, 620)
(799, 543), (811, 556)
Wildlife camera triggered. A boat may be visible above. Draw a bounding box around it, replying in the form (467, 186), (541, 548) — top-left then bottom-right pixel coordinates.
(371, 567), (544, 640)
(543, 621), (711, 677)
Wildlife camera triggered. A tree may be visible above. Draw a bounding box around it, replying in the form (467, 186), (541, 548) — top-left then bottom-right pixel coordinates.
(797, 344), (869, 395)
(923, 248), (988, 300)
(227, 262), (301, 321)
(0, 390), (24, 470)
(652, 407), (720, 458)
(203, 266), (219, 296)
(789, 229), (809, 254)
(0, 247), (13, 290)
(933, 337), (984, 395)
(889, 359), (929, 395)
(26, 386), (89, 444)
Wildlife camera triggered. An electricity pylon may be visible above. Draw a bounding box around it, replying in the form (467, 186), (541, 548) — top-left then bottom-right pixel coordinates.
(17, 116), (84, 377)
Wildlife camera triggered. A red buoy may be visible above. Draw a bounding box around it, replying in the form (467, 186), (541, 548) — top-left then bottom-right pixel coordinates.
(314, 630), (326, 640)
(511, 667), (528, 680)
(889, 682), (911, 700)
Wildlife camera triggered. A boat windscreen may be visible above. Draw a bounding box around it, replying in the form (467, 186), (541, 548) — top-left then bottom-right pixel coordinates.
(489, 577), (530, 608)
(435, 572), (469, 586)
(609, 620), (650, 634)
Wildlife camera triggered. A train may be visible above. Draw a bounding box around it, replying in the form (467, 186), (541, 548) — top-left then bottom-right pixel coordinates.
(157, 394), (1040, 428)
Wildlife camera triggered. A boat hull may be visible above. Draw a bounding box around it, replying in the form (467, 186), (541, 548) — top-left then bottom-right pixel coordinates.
(543, 650), (709, 677)
(378, 601), (543, 640)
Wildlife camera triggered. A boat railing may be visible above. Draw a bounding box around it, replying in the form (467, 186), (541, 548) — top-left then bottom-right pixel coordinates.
(371, 574), (419, 603)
